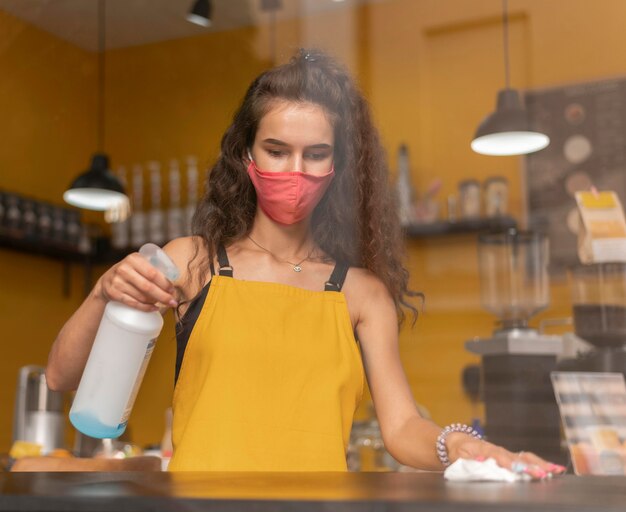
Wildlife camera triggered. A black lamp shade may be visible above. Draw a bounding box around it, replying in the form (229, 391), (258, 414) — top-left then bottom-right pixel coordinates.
(471, 89), (550, 156)
(63, 153), (127, 211)
(187, 0), (211, 27)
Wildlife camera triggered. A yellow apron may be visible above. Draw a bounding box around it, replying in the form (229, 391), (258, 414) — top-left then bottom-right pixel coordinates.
(168, 251), (364, 471)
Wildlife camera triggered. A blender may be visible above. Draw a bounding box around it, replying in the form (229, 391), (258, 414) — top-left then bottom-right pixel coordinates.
(468, 229), (560, 349)
(465, 229), (566, 463)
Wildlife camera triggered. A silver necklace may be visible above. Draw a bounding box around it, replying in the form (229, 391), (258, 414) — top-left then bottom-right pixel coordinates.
(247, 235), (313, 272)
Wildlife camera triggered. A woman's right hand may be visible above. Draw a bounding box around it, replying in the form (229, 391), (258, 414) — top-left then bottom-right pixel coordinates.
(95, 252), (179, 312)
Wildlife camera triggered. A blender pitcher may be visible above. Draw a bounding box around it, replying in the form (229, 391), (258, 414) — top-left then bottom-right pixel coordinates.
(478, 229), (550, 331)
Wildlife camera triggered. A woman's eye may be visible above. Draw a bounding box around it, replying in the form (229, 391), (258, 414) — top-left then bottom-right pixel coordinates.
(267, 149), (286, 157)
(305, 152), (330, 161)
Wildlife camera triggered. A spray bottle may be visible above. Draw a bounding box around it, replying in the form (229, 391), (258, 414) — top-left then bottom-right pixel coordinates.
(69, 243), (179, 439)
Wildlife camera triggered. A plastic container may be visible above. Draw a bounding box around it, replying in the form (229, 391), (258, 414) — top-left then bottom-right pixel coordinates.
(69, 243), (179, 439)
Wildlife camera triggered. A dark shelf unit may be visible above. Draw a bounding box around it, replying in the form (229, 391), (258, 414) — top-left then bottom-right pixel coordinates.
(404, 215), (517, 237)
(0, 233), (93, 262)
(0, 233), (114, 297)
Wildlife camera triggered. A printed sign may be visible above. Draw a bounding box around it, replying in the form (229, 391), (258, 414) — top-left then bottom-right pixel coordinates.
(551, 372), (626, 475)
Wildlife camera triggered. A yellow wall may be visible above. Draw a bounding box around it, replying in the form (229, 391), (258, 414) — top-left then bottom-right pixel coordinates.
(3, 0), (626, 452)
(0, 11), (98, 451)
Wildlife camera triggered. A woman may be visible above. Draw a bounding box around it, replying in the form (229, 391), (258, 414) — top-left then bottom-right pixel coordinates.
(47, 49), (564, 475)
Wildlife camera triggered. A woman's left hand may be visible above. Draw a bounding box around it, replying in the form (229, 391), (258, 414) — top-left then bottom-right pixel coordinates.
(446, 433), (566, 478)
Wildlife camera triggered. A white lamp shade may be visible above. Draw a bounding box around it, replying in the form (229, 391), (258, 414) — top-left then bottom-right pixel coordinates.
(471, 131), (550, 156)
(471, 89), (550, 156)
(63, 188), (128, 211)
(186, 12), (211, 27)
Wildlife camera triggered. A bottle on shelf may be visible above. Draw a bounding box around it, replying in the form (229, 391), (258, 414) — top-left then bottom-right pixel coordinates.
(69, 243), (179, 439)
(36, 203), (53, 243)
(185, 156), (199, 236)
(51, 207), (66, 246)
(78, 224), (92, 255)
(5, 194), (22, 236)
(65, 210), (81, 249)
(148, 161), (166, 245)
(396, 144), (416, 226)
(22, 200), (37, 239)
(130, 164), (147, 248)
(111, 167), (130, 250)
(167, 159), (184, 241)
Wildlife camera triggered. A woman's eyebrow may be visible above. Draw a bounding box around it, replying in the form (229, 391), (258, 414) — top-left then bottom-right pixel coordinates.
(261, 139), (332, 150)
(262, 138), (288, 146)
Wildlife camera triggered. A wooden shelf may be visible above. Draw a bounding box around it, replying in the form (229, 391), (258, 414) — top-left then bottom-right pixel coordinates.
(0, 232), (94, 262)
(403, 216), (517, 237)
(0, 232), (110, 297)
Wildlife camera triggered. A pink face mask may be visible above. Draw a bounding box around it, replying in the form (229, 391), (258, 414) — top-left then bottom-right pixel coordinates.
(246, 154), (335, 225)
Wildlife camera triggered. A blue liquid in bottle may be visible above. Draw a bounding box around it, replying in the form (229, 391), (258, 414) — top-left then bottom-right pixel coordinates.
(70, 410), (127, 439)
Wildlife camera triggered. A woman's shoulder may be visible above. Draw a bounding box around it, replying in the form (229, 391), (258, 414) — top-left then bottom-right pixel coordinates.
(163, 236), (208, 285)
(163, 235), (204, 260)
(343, 266), (395, 332)
(344, 266), (392, 303)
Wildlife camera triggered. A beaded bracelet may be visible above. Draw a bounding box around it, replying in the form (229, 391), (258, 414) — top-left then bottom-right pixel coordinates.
(436, 423), (483, 467)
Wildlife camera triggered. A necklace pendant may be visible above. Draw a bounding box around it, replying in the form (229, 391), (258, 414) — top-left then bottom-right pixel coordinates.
(293, 265), (302, 273)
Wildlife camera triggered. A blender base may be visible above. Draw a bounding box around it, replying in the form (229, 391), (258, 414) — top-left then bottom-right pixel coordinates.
(466, 330), (567, 465)
(465, 329), (563, 356)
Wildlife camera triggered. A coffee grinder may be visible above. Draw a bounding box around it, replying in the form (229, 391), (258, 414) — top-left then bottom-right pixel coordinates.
(466, 229), (566, 463)
(557, 262), (626, 375)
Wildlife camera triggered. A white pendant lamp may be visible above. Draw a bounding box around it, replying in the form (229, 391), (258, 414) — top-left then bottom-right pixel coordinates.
(64, 0), (128, 213)
(471, 0), (549, 156)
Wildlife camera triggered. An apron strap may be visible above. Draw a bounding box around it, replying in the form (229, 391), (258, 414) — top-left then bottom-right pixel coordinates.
(217, 244), (233, 277)
(324, 262), (349, 292)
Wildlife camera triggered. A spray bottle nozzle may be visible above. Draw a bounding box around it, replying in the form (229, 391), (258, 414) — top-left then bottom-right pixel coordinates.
(139, 243), (180, 281)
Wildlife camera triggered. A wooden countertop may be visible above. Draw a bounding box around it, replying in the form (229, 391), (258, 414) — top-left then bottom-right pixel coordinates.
(1, 471), (626, 512)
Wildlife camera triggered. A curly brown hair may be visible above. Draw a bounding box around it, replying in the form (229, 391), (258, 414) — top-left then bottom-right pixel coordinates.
(189, 48), (419, 325)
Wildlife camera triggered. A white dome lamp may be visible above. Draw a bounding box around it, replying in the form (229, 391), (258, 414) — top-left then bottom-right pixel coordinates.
(471, 0), (549, 156)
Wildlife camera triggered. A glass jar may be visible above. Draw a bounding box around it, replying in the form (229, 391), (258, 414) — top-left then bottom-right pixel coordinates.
(484, 176), (509, 217)
(458, 179), (481, 219)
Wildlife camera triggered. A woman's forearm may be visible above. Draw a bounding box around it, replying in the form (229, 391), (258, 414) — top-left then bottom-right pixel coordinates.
(383, 415), (444, 470)
(45, 280), (107, 391)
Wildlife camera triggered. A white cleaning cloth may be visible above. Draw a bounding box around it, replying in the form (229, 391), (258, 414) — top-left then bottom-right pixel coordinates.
(444, 457), (531, 482)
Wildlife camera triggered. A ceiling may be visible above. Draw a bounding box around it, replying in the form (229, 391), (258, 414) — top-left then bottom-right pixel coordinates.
(0, 0), (380, 51)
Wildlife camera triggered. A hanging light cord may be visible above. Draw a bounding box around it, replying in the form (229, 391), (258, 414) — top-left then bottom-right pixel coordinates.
(502, 0), (510, 90)
(270, 8), (277, 66)
(97, 0), (106, 152)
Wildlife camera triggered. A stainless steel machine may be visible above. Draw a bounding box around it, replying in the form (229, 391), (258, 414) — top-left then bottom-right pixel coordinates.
(465, 229), (566, 463)
(558, 262), (626, 375)
(13, 365), (66, 454)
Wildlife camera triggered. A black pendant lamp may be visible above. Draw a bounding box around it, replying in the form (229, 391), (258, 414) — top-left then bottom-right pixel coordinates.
(64, 0), (127, 212)
(186, 0), (212, 27)
(470, 0), (549, 156)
